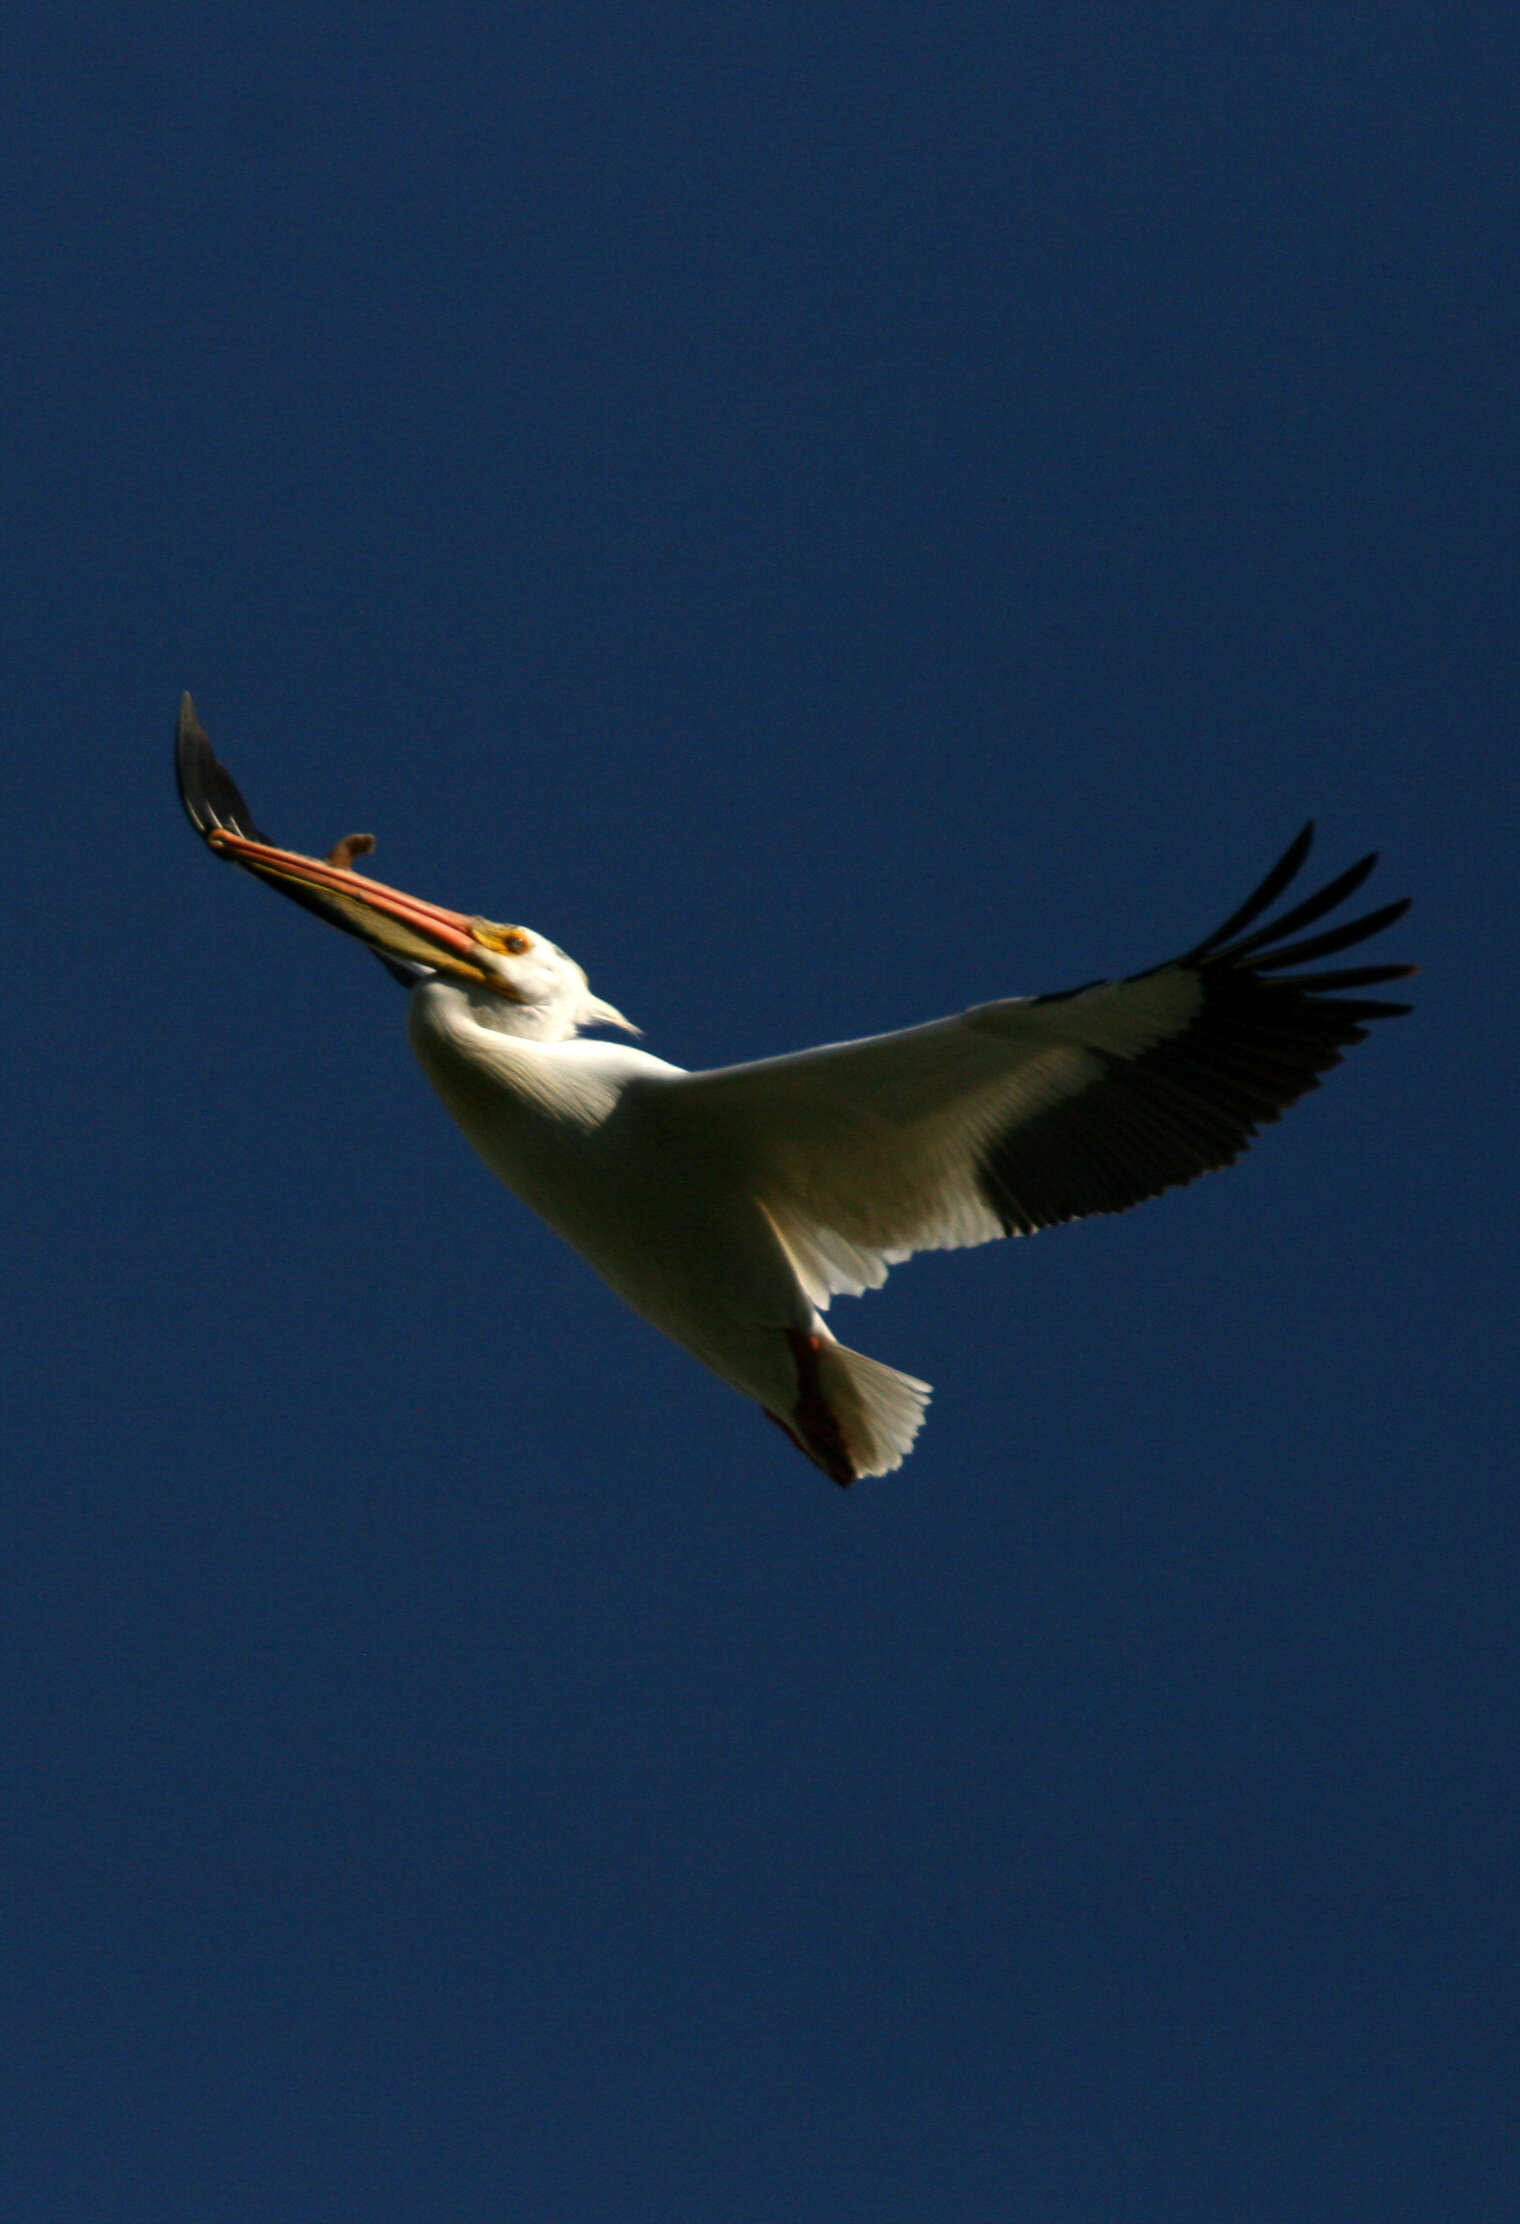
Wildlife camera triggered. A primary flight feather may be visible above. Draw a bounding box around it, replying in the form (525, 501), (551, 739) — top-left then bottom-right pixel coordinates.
(176, 697), (1412, 1486)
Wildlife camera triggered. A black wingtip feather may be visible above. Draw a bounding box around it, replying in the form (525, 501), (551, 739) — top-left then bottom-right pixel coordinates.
(1198, 849), (1381, 966)
(176, 693), (270, 844)
(1190, 821), (1315, 956)
(1287, 962), (1417, 992)
(1250, 897), (1413, 974)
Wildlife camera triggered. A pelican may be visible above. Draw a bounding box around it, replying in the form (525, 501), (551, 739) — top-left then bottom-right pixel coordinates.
(176, 696), (1413, 1486)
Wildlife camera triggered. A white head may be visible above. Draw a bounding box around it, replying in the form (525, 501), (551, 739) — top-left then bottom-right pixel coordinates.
(457, 918), (638, 1042)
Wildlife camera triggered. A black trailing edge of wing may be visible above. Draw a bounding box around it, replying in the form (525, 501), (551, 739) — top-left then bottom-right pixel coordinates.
(984, 823), (1414, 1236)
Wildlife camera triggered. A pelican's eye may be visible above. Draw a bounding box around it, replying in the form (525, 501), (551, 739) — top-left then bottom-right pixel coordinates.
(472, 921), (533, 957)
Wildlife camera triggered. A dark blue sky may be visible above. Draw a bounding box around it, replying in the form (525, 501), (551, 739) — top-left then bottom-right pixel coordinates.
(5, 8), (1515, 2218)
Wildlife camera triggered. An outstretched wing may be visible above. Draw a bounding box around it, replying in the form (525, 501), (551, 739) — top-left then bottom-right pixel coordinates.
(656, 825), (1413, 1308)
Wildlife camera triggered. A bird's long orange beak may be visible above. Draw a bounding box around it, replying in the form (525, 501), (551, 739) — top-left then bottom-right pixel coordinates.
(176, 693), (500, 985)
(204, 826), (495, 980)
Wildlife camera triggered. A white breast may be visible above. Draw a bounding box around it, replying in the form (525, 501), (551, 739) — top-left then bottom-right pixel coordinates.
(405, 978), (818, 1413)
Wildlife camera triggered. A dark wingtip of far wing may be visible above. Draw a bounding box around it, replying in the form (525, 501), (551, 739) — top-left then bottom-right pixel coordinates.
(176, 693), (269, 844)
(1185, 836), (1413, 999)
(174, 694), (425, 994)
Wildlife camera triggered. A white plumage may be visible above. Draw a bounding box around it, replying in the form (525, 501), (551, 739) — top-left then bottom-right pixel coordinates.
(177, 697), (1412, 1486)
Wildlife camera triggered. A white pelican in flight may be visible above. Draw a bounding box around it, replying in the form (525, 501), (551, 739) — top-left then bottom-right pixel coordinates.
(176, 696), (1412, 1487)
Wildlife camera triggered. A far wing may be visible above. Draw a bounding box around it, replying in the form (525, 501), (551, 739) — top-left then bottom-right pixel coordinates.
(654, 825), (1413, 1307)
(175, 694), (424, 988)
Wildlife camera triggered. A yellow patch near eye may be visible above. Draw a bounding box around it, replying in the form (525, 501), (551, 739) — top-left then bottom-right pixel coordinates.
(471, 921), (533, 956)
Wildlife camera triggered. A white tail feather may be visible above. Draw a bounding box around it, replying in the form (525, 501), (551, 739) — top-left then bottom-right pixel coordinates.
(815, 1339), (932, 1478)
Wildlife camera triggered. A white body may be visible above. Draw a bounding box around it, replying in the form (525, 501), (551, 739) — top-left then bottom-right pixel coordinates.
(403, 966), (1232, 1480)
(408, 977), (926, 1468)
